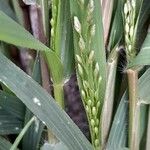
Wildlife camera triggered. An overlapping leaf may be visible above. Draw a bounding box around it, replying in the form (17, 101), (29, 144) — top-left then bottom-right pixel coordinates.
(128, 32), (150, 68)
(0, 136), (15, 150)
(0, 11), (63, 84)
(22, 54), (44, 150)
(107, 67), (150, 149)
(0, 53), (92, 150)
(0, 91), (25, 120)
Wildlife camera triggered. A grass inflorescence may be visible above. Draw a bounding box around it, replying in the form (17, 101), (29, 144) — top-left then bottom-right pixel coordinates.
(73, 0), (102, 148)
(124, 0), (136, 61)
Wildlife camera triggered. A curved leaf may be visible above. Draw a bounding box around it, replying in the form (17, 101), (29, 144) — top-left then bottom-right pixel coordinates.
(102, 0), (114, 44)
(54, 0), (75, 79)
(0, 90), (25, 120)
(107, 67), (150, 149)
(22, 54), (44, 150)
(0, 11), (48, 51)
(107, 0), (124, 51)
(0, 0), (16, 19)
(0, 108), (23, 135)
(0, 53), (92, 150)
(0, 136), (15, 150)
(0, 11), (63, 83)
(134, 0), (150, 51)
(128, 32), (150, 68)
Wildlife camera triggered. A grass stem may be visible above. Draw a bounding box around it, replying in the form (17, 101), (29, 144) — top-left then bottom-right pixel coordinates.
(53, 84), (65, 108)
(127, 69), (139, 150)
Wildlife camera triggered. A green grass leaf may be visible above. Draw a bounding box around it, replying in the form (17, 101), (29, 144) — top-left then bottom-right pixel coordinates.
(0, 11), (48, 51)
(22, 54), (44, 150)
(128, 32), (150, 68)
(0, 136), (16, 150)
(41, 142), (68, 150)
(0, 0), (16, 20)
(106, 92), (128, 150)
(0, 11), (63, 83)
(54, 0), (75, 79)
(0, 90), (25, 120)
(101, 0), (114, 44)
(101, 48), (119, 146)
(134, 0), (150, 51)
(138, 68), (150, 104)
(0, 108), (23, 135)
(0, 52), (92, 150)
(107, 0), (124, 51)
(107, 67), (150, 149)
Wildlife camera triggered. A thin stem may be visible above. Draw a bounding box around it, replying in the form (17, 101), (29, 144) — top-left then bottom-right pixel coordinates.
(50, 0), (65, 109)
(127, 69), (139, 150)
(10, 116), (36, 150)
(53, 84), (65, 108)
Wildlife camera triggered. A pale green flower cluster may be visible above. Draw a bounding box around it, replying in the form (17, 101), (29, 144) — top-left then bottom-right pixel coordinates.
(124, 0), (136, 60)
(74, 0), (102, 148)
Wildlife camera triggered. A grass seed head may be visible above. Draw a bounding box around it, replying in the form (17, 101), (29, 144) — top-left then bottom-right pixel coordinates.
(79, 0), (84, 5)
(92, 107), (97, 115)
(78, 63), (83, 75)
(94, 139), (99, 147)
(129, 26), (134, 37)
(74, 16), (81, 34)
(88, 0), (94, 14)
(94, 127), (98, 135)
(79, 37), (85, 51)
(76, 55), (82, 64)
(131, 0), (136, 8)
(88, 50), (95, 62)
(88, 99), (92, 106)
(124, 3), (128, 15)
(91, 119), (95, 126)
(90, 24), (96, 37)
(81, 90), (86, 99)
(94, 63), (100, 78)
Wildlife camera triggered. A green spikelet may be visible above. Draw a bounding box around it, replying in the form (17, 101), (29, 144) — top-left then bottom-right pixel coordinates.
(124, 0), (136, 61)
(73, 0), (103, 149)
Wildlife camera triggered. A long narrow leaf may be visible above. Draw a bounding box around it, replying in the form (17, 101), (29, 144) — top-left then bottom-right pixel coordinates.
(0, 90), (25, 120)
(128, 32), (150, 68)
(0, 11), (63, 84)
(107, 0), (124, 51)
(0, 53), (92, 150)
(107, 67), (150, 149)
(101, 0), (114, 44)
(106, 93), (128, 149)
(0, 136), (15, 150)
(0, 108), (23, 135)
(134, 0), (150, 50)
(22, 54), (44, 150)
(0, 11), (48, 51)
(54, 0), (74, 79)
(0, 0), (16, 19)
